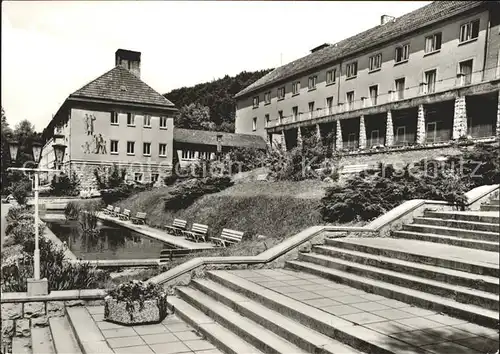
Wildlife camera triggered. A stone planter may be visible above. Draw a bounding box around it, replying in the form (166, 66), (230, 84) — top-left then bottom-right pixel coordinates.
(104, 295), (168, 325)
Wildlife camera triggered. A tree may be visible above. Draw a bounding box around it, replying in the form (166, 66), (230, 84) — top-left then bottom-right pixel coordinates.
(175, 103), (215, 131)
(1, 108), (13, 193)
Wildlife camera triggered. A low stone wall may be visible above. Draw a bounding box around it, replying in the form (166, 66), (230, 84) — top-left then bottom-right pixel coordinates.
(1, 290), (105, 352)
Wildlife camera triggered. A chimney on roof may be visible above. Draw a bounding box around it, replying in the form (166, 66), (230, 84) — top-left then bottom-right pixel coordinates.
(115, 49), (141, 78)
(310, 43), (331, 53)
(380, 15), (395, 25)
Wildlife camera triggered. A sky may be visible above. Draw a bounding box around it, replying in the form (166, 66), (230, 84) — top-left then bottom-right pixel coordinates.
(2, 1), (430, 132)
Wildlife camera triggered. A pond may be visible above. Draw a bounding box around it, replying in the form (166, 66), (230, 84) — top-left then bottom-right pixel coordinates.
(45, 219), (173, 260)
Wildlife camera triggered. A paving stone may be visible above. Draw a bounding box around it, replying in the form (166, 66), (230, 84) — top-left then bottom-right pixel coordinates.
(422, 341), (482, 354)
(286, 291), (323, 301)
(454, 336), (500, 353)
(270, 275), (299, 281)
(424, 314), (468, 326)
(341, 312), (387, 325)
(258, 281), (289, 288)
(303, 298), (340, 308)
(376, 299), (409, 308)
(298, 284), (332, 291)
(397, 317), (444, 330)
(351, 301), (390, 312)
(453, 322), (500, 338)
(86, 306), (104, 315)
(92, 313), (104, 322)
(322, 305), (363, 316)
(272, 286), (304, 294)
(390, 330), (445, 346)
(149, 340), (191, 354)
(141, 332), (178, 345)
(114, 345), (154, 354)
(184, 339), (215, 351)
(313, 289), (350, 297)
(284, 279), (316, 286)
(400, 307), (437, 317)
(193, 349), (223, 354)
(364, 321), (416, 335)
(334, 295), (368, 304)
(340, 288), (367, 295)
(423, 326), (478, 341)
(164, 322), (193, 333)
(132, 324), (168, 335)
(101, 327), (136, 339)
(359, 294), (387, 301)
(371, 309), (415, 320)
(174, 330), (201, 341)
(107, 335), (144, 348)
(97, 321), (123, 330)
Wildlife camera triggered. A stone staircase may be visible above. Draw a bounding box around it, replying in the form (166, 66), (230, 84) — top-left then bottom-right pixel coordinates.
(169, 198), (499, 354)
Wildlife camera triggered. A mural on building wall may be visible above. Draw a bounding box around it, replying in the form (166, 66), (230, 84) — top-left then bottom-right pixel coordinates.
(82, 114), (107, 154)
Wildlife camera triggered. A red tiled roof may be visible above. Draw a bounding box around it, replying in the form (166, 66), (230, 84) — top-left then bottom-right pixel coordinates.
(235, 1), (485, 98)
(70, 65), (175, 107)
(174, 128), (267, 150)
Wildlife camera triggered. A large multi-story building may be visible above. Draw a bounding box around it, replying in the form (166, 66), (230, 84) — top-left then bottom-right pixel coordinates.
(235, 1), (500, 154)
(40, 49), (177, 188)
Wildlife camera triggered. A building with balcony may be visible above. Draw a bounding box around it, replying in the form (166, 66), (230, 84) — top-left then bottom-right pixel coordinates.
(234, 1), (500, 155)
(40, 49), (177, 189)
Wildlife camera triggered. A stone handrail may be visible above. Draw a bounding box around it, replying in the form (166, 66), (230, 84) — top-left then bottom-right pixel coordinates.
(149, 183), (499, 285)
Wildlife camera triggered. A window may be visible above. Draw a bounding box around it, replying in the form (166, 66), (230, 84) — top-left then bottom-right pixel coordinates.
(308, 75), (317, 90)
(292, 81), (301, 95)
(134, 173), (143, 182)
(151, 173), (159, 183)
(459, 19), (479, 43)
(426, 122), (438, 143)
(459, 60), (473, 86)
(346, 91), (355, 110)
(369, 54), (382, 71)
(253, 96), (259, 108)
(159, 116), (168, 128)
(127, 141), (135, 155)
(264, 91), (271, 104)
(110, 140), (118, 154)
(278, 110), (283, 123)
(308, 102), (315, 118)
(346, 62), (358, 78)
(395, 44), (410, 63)
(292, 107), (298, 121)
(143, 142), (151, 156)
(395, 78), (405, 100)
(277, 87), (285, 100)
(111, 113), (119, 125)
(326, 97), (333, 114)
(143, 115), (151, 127)
(326, 69), (336, 84)
(126, 113), (134, 126)
(182, 150), (196, 159)
(369, 85), (378, 106)
(424, 69), (437, 94)
(198, 151), (210, 160)
(395, 126), (406, 144)
(252, 117), (257, 131)
(425, 33), (442, 53)
(265, 114), (270, 127)
(159, 143), (167, 156)
(370, 130), (380, 146)
(348, 133), (357, 148)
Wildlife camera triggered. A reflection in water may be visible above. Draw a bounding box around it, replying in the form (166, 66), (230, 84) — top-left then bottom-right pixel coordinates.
(46, 220), (171, 260)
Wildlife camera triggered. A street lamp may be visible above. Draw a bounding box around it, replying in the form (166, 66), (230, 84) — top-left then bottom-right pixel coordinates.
(7, 139), (67, 296)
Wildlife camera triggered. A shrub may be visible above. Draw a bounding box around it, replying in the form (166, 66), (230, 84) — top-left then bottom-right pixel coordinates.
(225, 147), (266, 173)
(50, 170), (80, 196)
(64, 201), (81, 220)
(12, 180), (32, 205)
(94, 164), (126, 189)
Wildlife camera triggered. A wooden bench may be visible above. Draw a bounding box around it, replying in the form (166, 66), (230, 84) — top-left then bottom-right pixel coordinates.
(118, 209), (131, 221)
(183, 223), (209, 243)
(159, 247), (212, 264)
(131, 212), (147, 225)
(211, 228), (244, 247)
(102, 205), (114, 215)
(164, 219), (187, 236)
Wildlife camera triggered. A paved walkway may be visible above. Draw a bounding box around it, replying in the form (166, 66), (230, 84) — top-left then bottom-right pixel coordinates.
(228, 268), (499, 354)
(97, 213), (213, 250)
(86, 306), (221, 354)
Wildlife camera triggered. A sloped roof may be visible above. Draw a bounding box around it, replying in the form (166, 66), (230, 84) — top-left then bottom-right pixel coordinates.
(235, 1), (485, 98)
(70, 65), (175, 107)
(174, 128), (267, 149)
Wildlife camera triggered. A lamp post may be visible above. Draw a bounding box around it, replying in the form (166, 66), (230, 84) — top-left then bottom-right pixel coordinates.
(7, 140), (67, 296)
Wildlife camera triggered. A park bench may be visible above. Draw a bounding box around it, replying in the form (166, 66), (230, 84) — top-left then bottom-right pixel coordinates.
(211, 228), (244, 247)
(164, 219), (187, 236)
(110, 207), (121, 217)
(131, 212), (147, 225)
(118, 209), (131, 221)
(102, 205), (114, 215)
(183, 223), (209, 243)
(159, 247), (212, 264)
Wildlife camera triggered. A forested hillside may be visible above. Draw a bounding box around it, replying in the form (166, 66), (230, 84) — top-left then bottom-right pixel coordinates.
(163, 69), (272, 132)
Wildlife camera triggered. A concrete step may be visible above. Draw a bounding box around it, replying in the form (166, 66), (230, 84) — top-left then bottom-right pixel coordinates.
(206, 270), (416, 354)
(286, 260), (499, 329)
(392, 230), (499, 252)
(424, 210), (499, 224)
(402, 223), (499, 243)
(481, 204), (499, 212)
(412, 217), (499, 234)
(49, 316), (82, 354)
(66, 307), (113, 354)
(31, 327), (56, 354)
(168, 296), (264, 354)
(299, 251), (499, 311)
(11, 337), (31, 354)
(190, 278), (361, 354)
(313, 245), (499, 294)
(176, 286), (308, 354)
(325, 238), (499, 278)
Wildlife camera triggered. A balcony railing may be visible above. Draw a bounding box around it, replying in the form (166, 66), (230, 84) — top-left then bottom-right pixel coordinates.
(268, 106), (341, 128)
